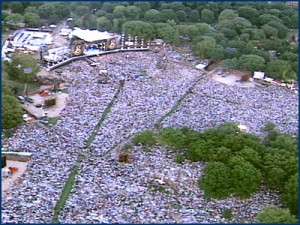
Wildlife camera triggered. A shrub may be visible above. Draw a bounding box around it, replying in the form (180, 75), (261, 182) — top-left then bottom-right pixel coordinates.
(132, 130), (156, 146)
(198, 162), (232, 199)
(118, 152), (131, 163)
(222, 209), (233, 220)
(157, 127), (187, 150)
(228, 156), (262, 198)
(174, 154), (185, 164)
(256, 206), (298, 224)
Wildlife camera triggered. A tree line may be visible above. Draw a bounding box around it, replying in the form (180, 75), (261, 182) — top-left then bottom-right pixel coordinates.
(131, 122), (298, 223)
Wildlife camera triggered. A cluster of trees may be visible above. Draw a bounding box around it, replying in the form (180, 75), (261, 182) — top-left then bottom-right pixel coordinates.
(132, 122), (298, 223)
(2, 2), (70, 28)
(2, 2), (298, 80)
(4, 53), (40, 82)
(2, 53), (40, 131)
(2, 83), (23, 130)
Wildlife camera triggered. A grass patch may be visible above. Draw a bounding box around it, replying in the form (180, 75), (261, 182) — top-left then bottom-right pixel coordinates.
(48, 117), (60, 126)
(52, 154), (85, 223)
(142, 146), (151, 152)
(174, 154), (185, 164)
(3, 129), (14, 138)
(222, 209), (233, 220)
(59, 88), (69, 94)
(85, 132), (96, 148)
(132, 130), (156, 146)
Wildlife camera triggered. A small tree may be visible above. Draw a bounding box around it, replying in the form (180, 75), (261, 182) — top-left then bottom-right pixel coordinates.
(281, 173), (298, 216)
(198, 162), (232, 199)
(228, 156), (262, 198)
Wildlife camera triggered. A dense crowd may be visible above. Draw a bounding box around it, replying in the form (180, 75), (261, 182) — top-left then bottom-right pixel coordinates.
(162, 78), (298, 137)
(2, 49), (297, 223)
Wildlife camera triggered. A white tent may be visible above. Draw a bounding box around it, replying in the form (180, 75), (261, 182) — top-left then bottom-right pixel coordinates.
(253, 71), (265, 79)
(195, 63), (207, 70)
(237, 124), (247, 131)
(70, 29), (113, 42)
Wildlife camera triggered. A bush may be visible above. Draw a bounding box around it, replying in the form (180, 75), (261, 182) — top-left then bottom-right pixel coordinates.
(132, 130), (156, 146)
(256, 206), (298, 224)
(174, 154), (185, 164)
(2, 95), (23, 129)
(281, 173), (298, 216)
(157, 127), (188, 150)
(118, 152), (131, 163)
(3, 129), (14, 138)
(222, 209), (233, 220)
(198, 162), (232, 199)
(228, 156), (262, 198)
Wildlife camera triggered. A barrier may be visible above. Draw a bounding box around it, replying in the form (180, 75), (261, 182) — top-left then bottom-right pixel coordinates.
(46, 48), (150, 71)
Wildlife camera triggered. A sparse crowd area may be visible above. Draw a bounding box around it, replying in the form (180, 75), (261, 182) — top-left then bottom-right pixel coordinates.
(2, 49), (297, 223)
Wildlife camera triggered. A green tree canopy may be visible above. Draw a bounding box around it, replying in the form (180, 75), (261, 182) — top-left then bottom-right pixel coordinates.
(10, 2), (25, 14)
(188, 9), (200, 23)
(125, 6), (142, 20)
(101, 2), (114, 13)
(237, 6), (259, 25)
(200, 9), (215, 24)
(2, 11), (10, 21)
(195, 23), (211, 35)
(96, 17), (113, 31)
(258, 14), (284, 26)
(218, 9), (238, 22)
(210, 45), (226, 62)
(4, 53), (40, 82)
(5, 13), (24, 23)
(198, 162), (232, 199)
(144, 9), (160, 22)
(281, 173), (298, 216)
(239, 54), (266, 72)
(195, 37), (216, 59)
(25, 6), (38, 14)
(228, 156), (262, 198)
(256, 206), (298, 224)
(266, 60), (294, 80)
(24, 12), (40, 27)
(112, 6), (126, 19)
(154, 23), (179, 45)
(75, 6), (90, 17)
(261, 24), (278, 38)
(133, 2), (151, 13)
(122, 21), (154, 39)
(267, 20), (288, 39)
(2, 95), (23, 129)
(159, 9), (176, 22)
(176, 10), (187, 23)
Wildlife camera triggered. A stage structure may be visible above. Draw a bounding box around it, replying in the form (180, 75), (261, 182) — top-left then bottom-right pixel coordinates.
(69, 29), (121, 56)
(42, 28), (151, 70)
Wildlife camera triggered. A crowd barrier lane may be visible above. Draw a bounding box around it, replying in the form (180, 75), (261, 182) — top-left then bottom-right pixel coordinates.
(46, 48), (150, 71)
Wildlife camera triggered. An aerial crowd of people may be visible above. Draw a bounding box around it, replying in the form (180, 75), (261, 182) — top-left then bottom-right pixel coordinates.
(2, 49), (297, 223)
